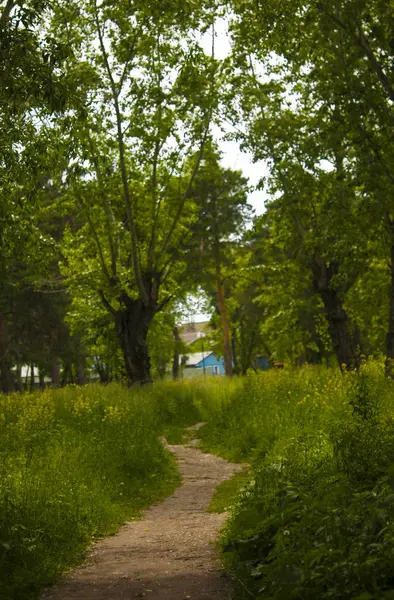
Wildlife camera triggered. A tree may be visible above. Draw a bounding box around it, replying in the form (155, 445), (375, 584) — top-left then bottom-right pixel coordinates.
(56, 0), (219, 384)
(186, 144), (250, 375)
(0, 0), (86, 390)
(220, 0), (394, 369)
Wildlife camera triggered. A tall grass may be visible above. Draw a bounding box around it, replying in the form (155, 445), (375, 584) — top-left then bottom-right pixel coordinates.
(196, 363), (394, 599)
(3, 367), (394, 599)
(0, 382), (199, 600)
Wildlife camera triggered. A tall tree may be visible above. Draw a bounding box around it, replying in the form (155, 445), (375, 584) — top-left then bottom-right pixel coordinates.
(0, 0), (85, 390)
(57, 0), (218, 384)
(187, 144), (250, 375)
(222, 0), (394, 369)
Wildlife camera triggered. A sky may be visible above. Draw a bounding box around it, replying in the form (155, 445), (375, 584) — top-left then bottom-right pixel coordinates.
(182, 20), (271, 323)
(200, 19), (270, 218)
(218, 136), (270, 216)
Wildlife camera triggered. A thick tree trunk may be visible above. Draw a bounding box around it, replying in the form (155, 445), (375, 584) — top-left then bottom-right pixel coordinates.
(385, 239), (394, 377)
(311, 255), (358, 371)
(0, 360), (15, 393)
(115, 298), (155, 385)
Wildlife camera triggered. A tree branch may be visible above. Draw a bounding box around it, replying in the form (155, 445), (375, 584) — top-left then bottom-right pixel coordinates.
(247, 57), (306, 239)
(318, 3), (394, 103)
(159, 126), (209, 258)
(157, 294), (173, 312)
(0, 0), (16, 25)
(159, 23), (217, 258)
(99, 289), (116, 315)
(87, 134), (119, 278)
(76, 191), (113, 284)
(93, 0), (149, 306)
(118, 26), (142, 95)
(148, 46), (165, 270)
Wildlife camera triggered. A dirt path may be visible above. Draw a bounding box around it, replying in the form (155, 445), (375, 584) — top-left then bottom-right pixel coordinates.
(43, 427), (245, 600)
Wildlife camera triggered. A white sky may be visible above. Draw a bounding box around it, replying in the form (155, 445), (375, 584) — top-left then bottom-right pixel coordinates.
(200, 19), (270, 217)
(218, 136), (269, 216)
(181, 23), (270, 322)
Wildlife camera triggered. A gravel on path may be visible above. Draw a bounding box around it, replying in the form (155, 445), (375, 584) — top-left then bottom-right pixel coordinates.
(43, 427), (245, 600)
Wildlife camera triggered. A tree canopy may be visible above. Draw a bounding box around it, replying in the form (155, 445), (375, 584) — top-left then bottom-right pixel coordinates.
(2, 0), (394, 385)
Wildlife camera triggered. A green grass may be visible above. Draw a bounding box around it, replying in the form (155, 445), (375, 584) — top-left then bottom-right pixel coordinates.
(193, 362), (394, 599)
(162, 424), (187, 444)
(0, 381), (201, 600)
(207, 471), (251, 513)
(4, 365), (394, 600)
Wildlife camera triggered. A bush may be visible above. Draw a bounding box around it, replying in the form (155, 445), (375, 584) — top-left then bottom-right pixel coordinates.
(196, 362), (394, 599)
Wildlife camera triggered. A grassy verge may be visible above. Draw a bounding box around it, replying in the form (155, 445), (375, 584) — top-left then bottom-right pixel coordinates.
(195, 363), (394, 600)
(0, 381), (201, 600)
(207, 471), (251, 514)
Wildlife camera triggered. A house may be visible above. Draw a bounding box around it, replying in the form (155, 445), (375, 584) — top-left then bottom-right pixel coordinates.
(255, 356), (270, 371)
(179, 321), (210, 346)
(182, 351), (225, 376)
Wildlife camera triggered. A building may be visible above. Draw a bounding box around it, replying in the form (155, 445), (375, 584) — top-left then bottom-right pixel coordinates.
(182, 351), (225, 376)
(255, 356), (270, 370)
(179, 321), (210, 346)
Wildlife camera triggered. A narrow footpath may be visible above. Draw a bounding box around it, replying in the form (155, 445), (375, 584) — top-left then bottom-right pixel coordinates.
(43, 428), (245, 600)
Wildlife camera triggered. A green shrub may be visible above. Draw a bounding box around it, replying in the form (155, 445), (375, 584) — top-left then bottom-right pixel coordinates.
(196, 362), (394, 599)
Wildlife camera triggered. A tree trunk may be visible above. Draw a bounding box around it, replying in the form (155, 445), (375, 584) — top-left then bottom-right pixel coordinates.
(115, 298), (155, 385)
(39, 370), (45, 391)
(245, 327), (258, 374)
(172, 326), (181, 380)
(385, 238), (394, 377)
(216, 269), (233, 376)
(30, 362), (35, 392)
(76, 360), (85, 386)
(0, 359), (15, 393)
(0, 313), (15, 393)
(96, 359), (110, 384)
(14, 365), (22, 391)
(0, 312), (7, 365)
(311, 255), (358, 371)
(61, 362), (74, 386)
(51, 360), (61, 387)
(231, 329), (240, 374)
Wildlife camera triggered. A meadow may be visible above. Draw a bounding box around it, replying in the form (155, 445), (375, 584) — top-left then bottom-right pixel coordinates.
(2, 364), (394, 599)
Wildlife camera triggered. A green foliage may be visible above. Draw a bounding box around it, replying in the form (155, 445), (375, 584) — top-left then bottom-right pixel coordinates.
(207, 470), (250, 514)
(196, 363), (394, 599)
(0, 381), (200, 599)
(3, 365), (394, 599)
(222, 0), (394, 369)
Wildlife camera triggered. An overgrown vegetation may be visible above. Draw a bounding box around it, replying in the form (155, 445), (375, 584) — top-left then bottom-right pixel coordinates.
(0, 382), (199, 600)
(206, 471), (250, 514)
(3, 366), (394, 599)
(196, 364), (394, 599)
